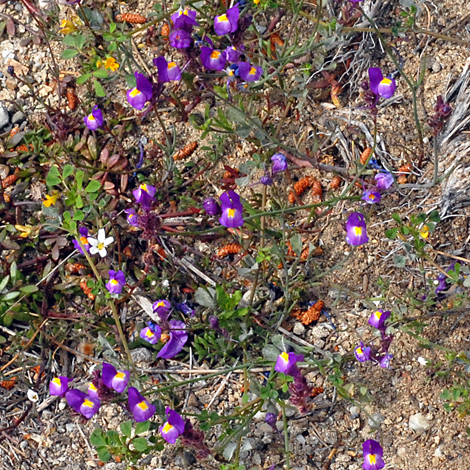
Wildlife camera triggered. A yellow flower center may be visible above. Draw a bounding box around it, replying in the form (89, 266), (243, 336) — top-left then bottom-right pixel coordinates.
(162, 422), (173, 433)
(280, 352), (289, 362)
(374, 311), (382, 320)
(83, 399), (94, 408)
(137, 401), (148, 411)
(211, 51), (221, 59)
(368, 194), (375, 200)
(183, 9), (188, 15)
(52, 377), (61, 385)
(110, 279), (119, 286)
(227, 208), (236, 218)
(381, 78), (392, 86)
(140, 183), (148, 191)
(89, 383), (97, 392)
(157, 301), (165, 307)
(80, 236), (88, 245)
(88, 114), (95, 121)
(218, 14), (228, 22)
(357, 347), (363, 354)
(145, 329), (154, 337)
(249, 67), (257, 75)
(130, 88), (140, 97)
(353, 227), (363, 236)
(367, 454), (377, 464)
(97, 242), (105, 250)
(168, 62), (176, 69)
(115, 372), (125, 379)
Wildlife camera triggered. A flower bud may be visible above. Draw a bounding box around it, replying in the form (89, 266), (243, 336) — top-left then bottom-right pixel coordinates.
(203, 197), (221, 215)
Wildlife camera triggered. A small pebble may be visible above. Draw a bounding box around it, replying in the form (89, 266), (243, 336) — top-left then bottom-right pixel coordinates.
(409, 413), (431, 431)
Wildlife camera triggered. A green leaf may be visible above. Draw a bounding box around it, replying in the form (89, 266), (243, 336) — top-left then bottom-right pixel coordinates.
(73, 210), (85, 221)
(2, 291), (20, 301)
(393, 255), (406, 268)
(75, 171), (84, 190)
(46, 166), (61, 187)
(135, 421), (150, 435)
(401, 226), (410, 235)
(19, 285), (39, 294)
(93, 80), (106, 97)
(391, 213), (402, 224)
(3, 312), (13, 326)
(109, 22), (116, 33)
(74, 34), (86, 50)
(120, 420), (132, 439)
(440, 389), (451, 401)
(97, 448), (111, 463)
(77, 73), (92, 85)
(132, 437), (148, 452)
(289, 234), (302, 256)
(85, 180), (101, 193)
(94, 69), (108, 79)
(385, 228), (398, 240)
(0, 275), (10, 291)
(62, 49), (78, 60)
(10, 261), (17, 281)
(63, 164), (74, 180)
(63, 211), (71, 221)
(90, 428), (106, 447)
(428, 210), (440, 223)
(108, 42), (117, 53)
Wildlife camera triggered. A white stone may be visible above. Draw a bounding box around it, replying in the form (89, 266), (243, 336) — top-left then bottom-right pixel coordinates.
(409, 413), (431, 431)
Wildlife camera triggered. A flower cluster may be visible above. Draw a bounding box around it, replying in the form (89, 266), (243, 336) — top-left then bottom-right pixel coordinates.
(139, 299), (189, 359)
(275, 351), (313, 413)
(49, 364), (189, 444)
(354, 309), (393, 369)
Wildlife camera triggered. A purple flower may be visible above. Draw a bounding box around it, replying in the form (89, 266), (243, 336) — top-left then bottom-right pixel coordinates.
(169, 29), (192, 48)
(275, 351), (304, 376)
(154, 57), (181, 82)
(434, 273), (447, 293)
(125, 208), (139, 227)
(128, 387), (156, 422)
(375, 172), (394, 190)
(171, 8), (198, 31)
(127, 72), (153, 110)
(369, 68), (396, 99)
(362, 439), (385, 470)
(238, 61), (263, 81)
(84, 106), (103, 131)
(73, 227), (90, 254)
(214, 6), (239, 35)
(105, 270), (125, 295)
(49, 376), (70, 397)
(159, 407), (185, 444)
(203, 197), (221, 215)
(152, 299), (172, 321)
(132, 183), (156, 209)
(66, 389), (100, 419)
(101, 363), (130, 393)
(260, 175), (273, 186)
(380, 353), (393, 369)
(362, 190), (381, 204)
(368, 309), (391, 329)
(225, 45), (243, 63)
(140, 322), (161, 344)
(219, 190), (244, 228)
(176, 302), (195, 317)
(87, 382), (99, 399)
(271, 153), (288, 174)
(158, 320), (188, 359)
(354, 342), (371, 362)
(345, 212), (369, 246)
(265, 412), (277, 430)
(200, 47), (227, 71)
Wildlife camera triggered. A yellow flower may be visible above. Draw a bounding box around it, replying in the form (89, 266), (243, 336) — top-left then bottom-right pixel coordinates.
(60, 19), (77, 35)
(420, 225), (429, 239)
(104, 57), (119, 71)
(43, 194), (59, 208)
(96, 60), (102, 69)
(253, 0), (260, 4)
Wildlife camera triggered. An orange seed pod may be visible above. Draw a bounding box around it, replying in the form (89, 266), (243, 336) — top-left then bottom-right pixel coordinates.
(360, 147), (372, 165)
(115, 13), (147, 24)
(330, 176), (341, 189)
(218, 243), (242, 258)
(172, 141), (198, 161)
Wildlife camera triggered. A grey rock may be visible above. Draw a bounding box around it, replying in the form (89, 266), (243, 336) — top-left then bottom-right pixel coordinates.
(65, 423), (75, 433)
(293, 321), (305, 335)
(368, 413), (384, 429)
(14, 3), (23, 12)
(11, 111), (25, 125)
(432, 62), (442, 73)
(409, 413), (431, 431)
(349, 406), (360, 419)
(130, 347), (152, 363)
(0, 105), (9, 128)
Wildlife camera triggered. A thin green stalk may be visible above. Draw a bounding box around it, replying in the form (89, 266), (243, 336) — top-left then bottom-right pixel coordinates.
(282, 403), (290, 470)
